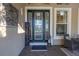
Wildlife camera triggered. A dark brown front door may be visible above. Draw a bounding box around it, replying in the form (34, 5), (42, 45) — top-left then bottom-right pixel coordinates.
(27, 10), (50, 41)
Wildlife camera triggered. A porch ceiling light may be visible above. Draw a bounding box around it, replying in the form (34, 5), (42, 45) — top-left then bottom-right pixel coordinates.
(60, 11), (64, 16)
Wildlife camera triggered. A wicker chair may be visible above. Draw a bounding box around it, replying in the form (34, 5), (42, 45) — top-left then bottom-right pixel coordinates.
(64, 34), (79, 52)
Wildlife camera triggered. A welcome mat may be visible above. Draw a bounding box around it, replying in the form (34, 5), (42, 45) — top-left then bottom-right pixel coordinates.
(31, 45), (48, 51)
(60, 48), (79, 56)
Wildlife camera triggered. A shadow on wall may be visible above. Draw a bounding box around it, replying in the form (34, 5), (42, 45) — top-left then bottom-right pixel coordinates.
(0, 3), (25, 56)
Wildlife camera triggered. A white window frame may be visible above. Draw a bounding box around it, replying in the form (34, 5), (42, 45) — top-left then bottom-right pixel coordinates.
(54, 8), (71, 39)
(25, 7), (53, 45)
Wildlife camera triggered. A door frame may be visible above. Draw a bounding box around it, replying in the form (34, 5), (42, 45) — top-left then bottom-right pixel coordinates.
(25, 6), (53, 45)
(27, 10), (50, 41)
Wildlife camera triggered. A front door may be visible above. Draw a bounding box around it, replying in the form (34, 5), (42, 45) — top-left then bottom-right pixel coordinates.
(27, 10), (50, 42)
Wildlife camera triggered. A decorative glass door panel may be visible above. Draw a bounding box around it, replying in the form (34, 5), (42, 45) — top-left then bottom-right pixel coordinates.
(34, 12), (43, 40)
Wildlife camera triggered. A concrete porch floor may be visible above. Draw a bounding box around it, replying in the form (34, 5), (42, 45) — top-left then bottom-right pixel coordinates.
(19, 45), (66, 56)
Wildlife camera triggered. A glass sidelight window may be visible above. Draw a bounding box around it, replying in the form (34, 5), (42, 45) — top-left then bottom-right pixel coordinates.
(27, 12), (32, 39)
(45, 12), (50, 39)
(56, 10), (67, 36)
(45, 12), (49, 32)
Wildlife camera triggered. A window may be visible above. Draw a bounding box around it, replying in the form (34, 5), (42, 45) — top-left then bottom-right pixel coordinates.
(56, 10), (67, 35)
(54, 8), (71, 39)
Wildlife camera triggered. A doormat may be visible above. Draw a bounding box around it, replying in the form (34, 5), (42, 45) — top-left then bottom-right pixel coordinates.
(60, 48), (79, 56)
(31, 45), (48, 51)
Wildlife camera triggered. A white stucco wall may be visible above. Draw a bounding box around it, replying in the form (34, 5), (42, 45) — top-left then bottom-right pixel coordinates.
(0, 3), (25, 56)
(0, 27), (25, 56)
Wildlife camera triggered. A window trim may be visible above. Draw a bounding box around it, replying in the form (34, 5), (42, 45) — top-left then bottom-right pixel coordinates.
(54, 8), (71, 39)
